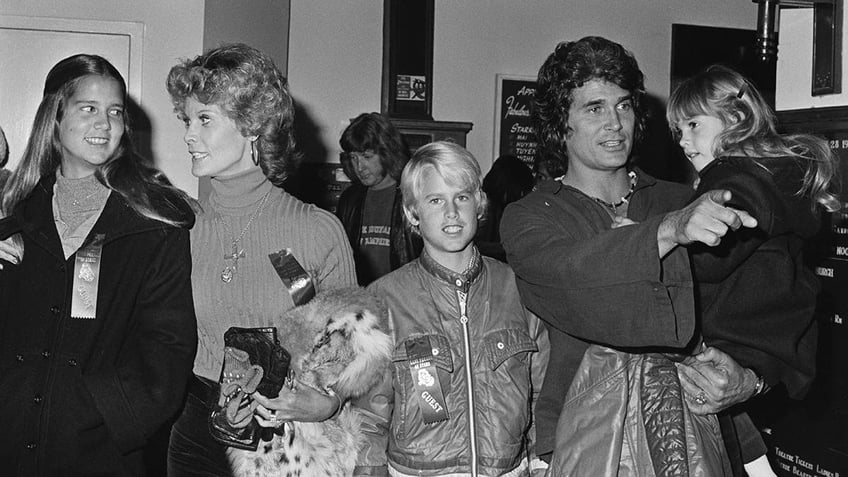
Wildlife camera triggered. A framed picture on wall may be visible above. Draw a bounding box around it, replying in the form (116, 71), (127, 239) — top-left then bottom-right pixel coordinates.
(493, 74), (536, 169)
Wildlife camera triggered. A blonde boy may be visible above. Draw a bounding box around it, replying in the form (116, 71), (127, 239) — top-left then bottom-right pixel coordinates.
(355, 141), (549, 477)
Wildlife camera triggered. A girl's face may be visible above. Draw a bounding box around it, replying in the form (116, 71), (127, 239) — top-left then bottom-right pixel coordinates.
(58, 75), (125, 178)
(675, 114), (725, 172)
(180, 97), (254, 179)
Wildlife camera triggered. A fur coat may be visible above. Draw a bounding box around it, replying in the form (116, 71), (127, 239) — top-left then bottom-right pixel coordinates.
(226, 287), (392, 477)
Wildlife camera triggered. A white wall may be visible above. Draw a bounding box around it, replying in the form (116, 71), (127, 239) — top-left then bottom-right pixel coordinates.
(776, 8), (848, 110)
(0, 0), (204, 195)
(288, 0), (383, 166)
(289, 0), (759, 173)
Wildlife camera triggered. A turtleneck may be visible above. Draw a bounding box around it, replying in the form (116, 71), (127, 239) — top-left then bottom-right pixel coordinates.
(207, 166), (273, 213)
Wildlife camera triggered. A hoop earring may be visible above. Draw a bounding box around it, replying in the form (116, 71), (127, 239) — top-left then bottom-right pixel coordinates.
(251, 140), (259, 166)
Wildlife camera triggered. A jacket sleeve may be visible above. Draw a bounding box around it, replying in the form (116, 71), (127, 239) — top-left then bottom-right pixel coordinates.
(527, 310), (550, 468)
(82, 227), (198, 453)
(501, 197), (695, 349)
(352, 362), (393, 476)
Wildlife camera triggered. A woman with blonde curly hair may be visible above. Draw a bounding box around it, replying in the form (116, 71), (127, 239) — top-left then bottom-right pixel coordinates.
(165, 43), (356, 475)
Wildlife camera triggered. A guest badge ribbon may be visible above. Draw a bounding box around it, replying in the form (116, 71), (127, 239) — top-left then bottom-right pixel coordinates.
(406, 336), (449, 424)
(71, 233), (105, 319)
(269, 248), (316, 306)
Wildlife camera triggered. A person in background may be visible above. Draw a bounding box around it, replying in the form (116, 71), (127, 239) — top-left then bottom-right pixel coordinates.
(500, 36), (763, 475)
(475, 154), (534, 261)
(532, 151), (566, 185)
(336, 112), (422, 285)
(0, 53), (197, 476)
(0, 125), (11, 190)
(667, 64), (841, 476)
(165, 43), (357, 476)
(356, 141), (549, 477)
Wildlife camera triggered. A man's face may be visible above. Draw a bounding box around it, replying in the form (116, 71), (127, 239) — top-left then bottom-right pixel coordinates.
(564, 79), (635, 176)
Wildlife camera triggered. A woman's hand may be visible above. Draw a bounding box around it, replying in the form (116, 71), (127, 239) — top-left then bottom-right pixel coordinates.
(251, 382), (340, 427)
(675, 346), (758, 415)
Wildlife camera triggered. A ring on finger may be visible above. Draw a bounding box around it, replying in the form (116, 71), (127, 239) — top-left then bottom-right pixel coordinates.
(694, 391), (707, 405)
(269, 410), (277, 422)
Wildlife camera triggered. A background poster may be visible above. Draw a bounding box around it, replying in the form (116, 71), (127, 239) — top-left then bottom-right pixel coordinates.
(493, 74), (536, 169)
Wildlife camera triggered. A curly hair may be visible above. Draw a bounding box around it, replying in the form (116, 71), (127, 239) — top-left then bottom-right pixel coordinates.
(668, 64), (841, 212)
(534, 36), (647, 172)
(339, 112), (409, 184)
(166, 43), (298, 186)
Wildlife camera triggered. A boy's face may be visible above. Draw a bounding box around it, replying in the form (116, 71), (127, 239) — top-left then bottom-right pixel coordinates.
(407, 166), (479, 272)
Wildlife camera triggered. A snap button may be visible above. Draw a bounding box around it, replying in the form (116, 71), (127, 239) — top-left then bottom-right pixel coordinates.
(497, 342), (505, 350)
(431, 348), (439, 356)
(58, 264), (66, 273)
(41, 350), (51, 359)
(455, 279), (462, 286)
(33, 395), (43, 404)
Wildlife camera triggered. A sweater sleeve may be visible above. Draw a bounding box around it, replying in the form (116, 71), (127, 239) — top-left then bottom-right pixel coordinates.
(309, 207), (358, 290)
(82, 227), (197, 452)
(501, 196), (696, 349)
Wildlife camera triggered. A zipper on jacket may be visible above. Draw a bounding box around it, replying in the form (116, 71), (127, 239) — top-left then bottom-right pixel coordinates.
(456, 289), (478, 477)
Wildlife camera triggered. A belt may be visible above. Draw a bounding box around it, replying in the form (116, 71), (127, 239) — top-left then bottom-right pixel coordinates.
(188, 375), (220, 409)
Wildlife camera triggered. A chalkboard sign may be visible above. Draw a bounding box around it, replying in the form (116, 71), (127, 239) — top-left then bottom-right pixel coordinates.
(493, 75), (537, 168)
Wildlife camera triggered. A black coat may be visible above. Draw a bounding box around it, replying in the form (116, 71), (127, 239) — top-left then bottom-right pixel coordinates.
(691, 156), (820, 399)
(335, 183), (422, 285)
(0, 175), (197, 476)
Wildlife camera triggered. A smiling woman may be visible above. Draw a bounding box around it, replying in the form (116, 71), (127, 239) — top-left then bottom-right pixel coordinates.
(0, 54), (198, 475)
(165, 44), (357, 476)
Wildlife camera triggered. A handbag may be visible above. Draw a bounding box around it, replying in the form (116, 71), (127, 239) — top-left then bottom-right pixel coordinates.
(208, 326), (291, 450)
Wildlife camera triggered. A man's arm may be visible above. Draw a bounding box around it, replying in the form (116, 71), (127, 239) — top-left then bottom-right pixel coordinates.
(501, 197), (695, 349)
(657, 189), (758, 258)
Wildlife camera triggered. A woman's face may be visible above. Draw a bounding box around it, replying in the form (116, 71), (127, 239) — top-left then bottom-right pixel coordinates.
(180, 97), (254, 178)
(57, 75), (125, 179)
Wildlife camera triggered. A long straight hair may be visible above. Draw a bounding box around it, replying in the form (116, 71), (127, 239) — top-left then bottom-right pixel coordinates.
(1, 54), (195, 260)
(668, 65), (841, 213)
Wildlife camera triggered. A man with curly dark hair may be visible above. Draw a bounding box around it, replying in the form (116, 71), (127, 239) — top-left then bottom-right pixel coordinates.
(501, 36), (763, 474)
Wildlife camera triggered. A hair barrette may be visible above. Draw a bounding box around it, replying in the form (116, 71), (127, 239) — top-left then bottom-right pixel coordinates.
(736, 84), (747, 99)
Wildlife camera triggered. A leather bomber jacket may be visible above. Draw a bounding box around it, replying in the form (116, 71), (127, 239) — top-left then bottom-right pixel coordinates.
(357, 249), (549, 476)
(335, 183), (422, 285)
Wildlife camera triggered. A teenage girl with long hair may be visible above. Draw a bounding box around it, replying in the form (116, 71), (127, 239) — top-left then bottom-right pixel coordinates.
(0, 54), (197, 475)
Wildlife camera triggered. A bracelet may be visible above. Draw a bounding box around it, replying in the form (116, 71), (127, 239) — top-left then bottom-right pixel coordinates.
(753, 373), (766, 396)
(327, 389), (344, 414)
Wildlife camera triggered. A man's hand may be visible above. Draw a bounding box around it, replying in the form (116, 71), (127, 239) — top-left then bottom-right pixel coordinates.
(657, 189), (757, 257)
(675, 346), (759, 415)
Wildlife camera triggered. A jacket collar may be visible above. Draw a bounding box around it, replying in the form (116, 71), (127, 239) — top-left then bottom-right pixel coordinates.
(14, 174), (176, 258)
(419, 246), (483, 292)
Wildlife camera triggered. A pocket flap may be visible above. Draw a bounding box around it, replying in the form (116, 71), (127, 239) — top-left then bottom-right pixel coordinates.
(484, 328), (537, 370)
(392, 334), (453, 372)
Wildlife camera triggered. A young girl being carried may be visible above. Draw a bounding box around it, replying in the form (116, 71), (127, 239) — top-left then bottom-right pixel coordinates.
(668, 64), (841, 476)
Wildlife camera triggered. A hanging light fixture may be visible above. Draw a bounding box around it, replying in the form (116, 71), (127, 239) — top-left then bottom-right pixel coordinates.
(755, 0), (780, 62)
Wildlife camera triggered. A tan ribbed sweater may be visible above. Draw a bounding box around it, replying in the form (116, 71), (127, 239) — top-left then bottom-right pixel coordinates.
(191, 167), (356, 380)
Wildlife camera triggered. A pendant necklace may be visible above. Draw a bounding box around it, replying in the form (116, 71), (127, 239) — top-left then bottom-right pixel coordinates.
(216, 190), (271, 283)
(590, 170), (637, 216)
